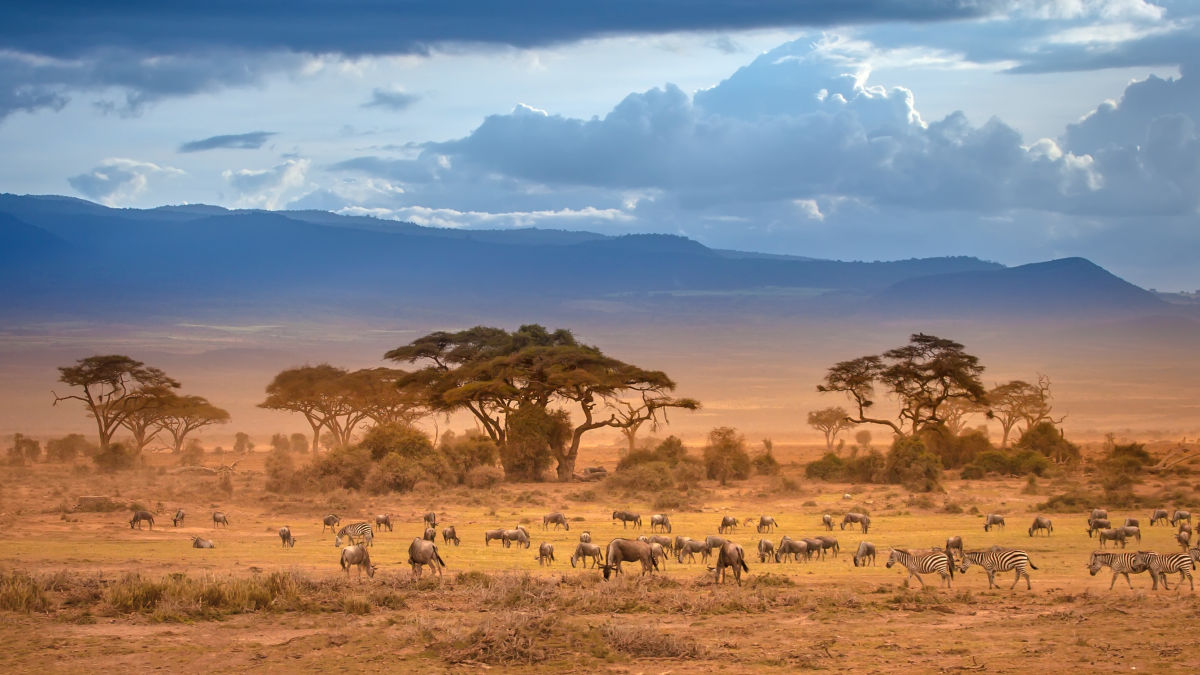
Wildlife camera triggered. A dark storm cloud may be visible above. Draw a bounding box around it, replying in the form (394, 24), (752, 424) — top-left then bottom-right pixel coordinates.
(179, 131), (277, 153)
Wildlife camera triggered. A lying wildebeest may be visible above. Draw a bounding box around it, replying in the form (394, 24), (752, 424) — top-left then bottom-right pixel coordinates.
(423, 527), (437, 542)
(600, 538), (657, 580)
(1098, 528), (1127, 548)
(571, 542), (604, 568)
(442, 526), (460, 546)
(757, 515), (779, 533)
(709, 541), (750, 585)
(129, 510), (155, 530)
(279, 526), (295, 547)
(1172, 510), (1192, 526)
(1029, 516), (1053, 537)
(842, 513), (870, 533)
(1088, 518), (1112, 537)
(322, 514), (340, 532)
(853, 541), (877, 567)
(758, 539), (775, 563)
(612, 510), (642, 529)
(580, 531), (592, 544)
(423, 512), (438, 528)
(484, 528), (507, 546)
(718, 515), (739, 534)
(677, 539), (710, 564)
(1150, 509), (1170, 526)
(775, 537), (808, 563)
(536, 542), (555, 566)
(650, 514), (672, 533)
(945, 536), (964, 560)
(1120, 525), (1142, 544)
(172, 509), (185, 527)
(341, 544), (376, 580)
(504, 528), (531, 549)
(822, 514), (834, 531)
(983, 514), (1005, 532)
(543, 512), (569, 530)
(408, 538), (445, 578)
(375, 514), (393, 532)
(191, 536), (215, 549)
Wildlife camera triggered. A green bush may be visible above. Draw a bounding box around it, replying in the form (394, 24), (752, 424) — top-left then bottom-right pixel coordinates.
(46, 434), (96, 462)
(440, 431), (500, 483)
(606, 462), (674, 492)
(1015, 422), (1081, 464)
(672, 458), (705, 485)
(264, 446), (297, 493)
(364, 452), (440, 494)
(752, 450), (781, 476)
(702, 427), (751, 485)
(304, 445), (373, 490)
(617, 436), (692, 471)
(501, 407), (569, 481)
(93, 443), (137, 472)
(465, 465), (505, 489)
(805, 453), (845, 480)
(884, 437), (943, 492)
(359, 423), (434, 461)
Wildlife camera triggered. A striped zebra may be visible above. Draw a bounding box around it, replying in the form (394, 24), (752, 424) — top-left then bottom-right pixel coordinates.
(1087, 551), (1149, 590)
(959, 549), (1038, 590)
(334, 522), (374, 548)
(886, 548), (953, 588)
(1132, 551), (1195, 591)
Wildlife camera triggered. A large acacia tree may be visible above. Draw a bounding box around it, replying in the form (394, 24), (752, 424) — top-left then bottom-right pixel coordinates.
(387, 325), (698, 481)
(817, 333), (987, 437)
(54, 355), (180, 450)
(155, 394), (230, 454)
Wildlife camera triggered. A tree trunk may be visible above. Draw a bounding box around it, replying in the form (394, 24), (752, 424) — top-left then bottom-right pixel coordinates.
(309, 420), (322, 456)
(556, 452), (577, 481)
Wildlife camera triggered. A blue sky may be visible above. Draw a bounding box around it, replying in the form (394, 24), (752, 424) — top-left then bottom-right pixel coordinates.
(1, 0), (1197, 288)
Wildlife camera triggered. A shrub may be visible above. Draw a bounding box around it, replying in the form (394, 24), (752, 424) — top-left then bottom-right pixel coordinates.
(46, 433), (97, 462)
(884, 437), (943, 492)
(217, 472), (233, 496)
(702, 427), (751, 485)
(364, 452), (438, 494)
(752, 447), (781, 476)
(672, 458), (705, 485)
(606, 462), (674, 492)
(290, 432), (309, 454)
(178, 442), (204, 467)
(805, 453), (845, 480)
(1015, 422), (1081, 464)
(617, 436), (692, 471)
(465, 465), (505, 489)
(270, 433), (290, 453)
(359, 423), (434, 461)
(264, 446), (297, 493)
(303, 445), (373, 490)
(440, 431), (500, 484)
(93, 443), (137, 472)
(501, 407), (568, 481)
(921, 426), (993, 469)
(0, 572), (49, 612)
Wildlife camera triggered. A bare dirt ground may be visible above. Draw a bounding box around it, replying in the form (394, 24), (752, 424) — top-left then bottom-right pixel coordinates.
(1, 447), (1198, 673)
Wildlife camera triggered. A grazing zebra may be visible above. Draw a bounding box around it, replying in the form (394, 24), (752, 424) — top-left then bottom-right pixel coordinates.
(886, 549), (954, 588)
(958, 549), (1038, 590)
(375, 514), (393, 532)
(279, 526), (295, 547)
(129, 510), (155, 530)
(1150, 509), (1170, 526)
(853, 541), (876, 567)
(1087, 551), (1149, 590)
(1172, 510), (1192, 526)
(322, 514), (340, 532)
(1132, 551), (1195, 591)
(335, 522), (374, 547)
(983, 514), (1005, 532)
(1028, 516), (1053, 537)
(1188, 547), (1200, 566)
(442, 526), (460, 546)
(822, 514), (834, 531)
(212, 511), (230, 527)
(172, 509), (185, 527)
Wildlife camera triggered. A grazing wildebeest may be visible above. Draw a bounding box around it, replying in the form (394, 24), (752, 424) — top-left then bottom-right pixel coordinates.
(341, 544), (376, 580)
(638, 534), (673, 552)
(1179, 522), (1193, 538)
(484, 528), (507, 546)
(1132, 550), (1195, 591)
(536, 542), (555, 566)
(672, 535), (689, 555)
(1124, 518), (1140, 529)
(335, 522), (373, 548)
(423, 527), (437, 542)
(959, 548), (1038, 590)
(1098, 528), (1127, 548)
(504, 528), (531, 549)
(375, 514), (393, 532)
(612, 510), (642, 529)
(677, 539), (710, 564)
(650, 514), (672, 533)
(423, 512), (438, 528)
(322, 514), (340, 533)
(580, 531), (592, 544)
(650, 542), (669, 568)
(758, 539), (775, 563)
(1087, 518), (1112, 537)
(802, 537), (826, 560)
(600, 539), (657, 580)
(709, 541), (750, 585)
(718, 515), (739, 534)
(408, 538), (445, 578)
(841, 513), (870, 533)
(886, 548), (954, 588)
(816, 535), (840, 558)
(822, 514), (834, 531)
(1172, 510), (1192, 526)
(1177, 531), (1192, 550)
(1150, 509), (1170, 526)
(1028, 516), (1053, 537)
(945, 536), (964, 560)
(279, 526), (295, 547)
(1088, 551), (1149, 590)
(853, 541), (877, 567)
(172, 509), (185, 527)
(705, 535), (728, 553)
(1091, 508), (1109, 522)
(983, 514), (1005, 532)
(571, 542), (604, 568)
(129, 510), (155, 530)
(757, 516), (779, 533)
(775, 537), (808, 563)
(442, 526), (460, 546)
(1120, 525), (1142, 544)
(543, 512), (569, 530)
(191, 536), (215, 549)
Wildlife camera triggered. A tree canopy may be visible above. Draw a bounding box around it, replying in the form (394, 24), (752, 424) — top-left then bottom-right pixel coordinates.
(54, 354), (180, 450)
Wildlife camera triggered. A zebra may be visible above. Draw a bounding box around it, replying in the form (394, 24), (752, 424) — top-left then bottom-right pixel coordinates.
(886, 548), (953, 588)
(1087, 551), (1149, 590)
(322, 514), (340, 532)
(1132, 551), (1195, 591)
(958, 549), (1038, 590)
(172, 509), (185, 527)
(983, 514), (1005, 532)
(1028, 516), (1053, 537)
(1150, 509), (1169, 526)
(335, 522), (374, 547)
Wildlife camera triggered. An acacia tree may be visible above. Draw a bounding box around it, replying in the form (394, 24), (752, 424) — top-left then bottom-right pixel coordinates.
(156, 394), (231, 454)
(259, 365), (345, 455)
(807, 406), (855, 451)
(118, 385), (176, 455)
(988, 375), (1064, 447)
(53, 355), (180, 450)
(817, 334), (987, 437)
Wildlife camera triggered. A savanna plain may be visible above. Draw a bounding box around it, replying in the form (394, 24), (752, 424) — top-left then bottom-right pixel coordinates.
(1, 443), (1198, 673)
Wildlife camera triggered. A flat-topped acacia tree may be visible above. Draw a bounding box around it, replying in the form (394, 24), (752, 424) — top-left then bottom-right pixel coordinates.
(54, 354), (180, 451)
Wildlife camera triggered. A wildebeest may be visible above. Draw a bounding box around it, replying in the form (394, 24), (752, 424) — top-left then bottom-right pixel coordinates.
(484, 528), (507, 546)
(423, 527), (437, 542)
(191, 536), (214, 549)
(756, 515), (779, 533)
(815, 535), (840, 558)
(129, 510), (155, 530)
(1179, 522), (1193, 538)
(1150, 509), (1170, 526)
(1029, 516), (1053, 537)
(853, 541), (877, 567)
(172, 509), (184, 527)
(650, 542), (669, 568)
(340, 544), (376, 580)
(212, 511), (230, 527)
(504, 528), (531, 549)
(442, 526), (460, 546)
(1172, 510), (1192, 526)
(1124, 518), (1140, 529)
(650, 514), (672, 533)
(600, 539), (657, 580)
(279, 526), (295, 547)
(718, 515), (739, 534)
(758, 539), (775, 563)
(677, 539), (710, 564)
(704, 535), (728, 553)
(802, 537), (826, 560)
(580, 531), (592, 544)
(375, 514), (393, 532)
(1098, 528), (1127, 548)
(672, 535), (689, 555)
(1120, 525), (1142, 544)
(822, 514), (833, 531)
(709, 541), (750, 585)
(543, 512), (570, 530)
(536, 542), (555, 566)
(1087, 518), (1112, 537)
(408, 538), (445, 578)
(322, 514), (340, 532)
(570, 542), (604, 568)
(1091, 508), (1109, 522)
(841, 513), (870, 533)
(775, 537), (808, 563)
(1177, 531), (1192, 550)
(983, 514), (1005, 532)
(612, 510), (642, 529)
(423, 512), (438, 528)
(638, 534), (673, 552)
(945, 536), (964, 560)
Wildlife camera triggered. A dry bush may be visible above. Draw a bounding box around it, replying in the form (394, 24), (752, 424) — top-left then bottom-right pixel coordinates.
(0, 572), (49, 613)
(601, 622), (706, 658)
(440, 611), (555, 665)
(465, 465), (504, 489)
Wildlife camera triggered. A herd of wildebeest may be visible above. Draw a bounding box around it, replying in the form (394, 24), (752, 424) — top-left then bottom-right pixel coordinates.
(124, 505), (1200, 590)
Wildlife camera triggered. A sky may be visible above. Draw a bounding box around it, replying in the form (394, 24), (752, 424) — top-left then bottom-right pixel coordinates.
(1, 0), (1197, 289)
